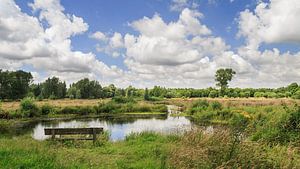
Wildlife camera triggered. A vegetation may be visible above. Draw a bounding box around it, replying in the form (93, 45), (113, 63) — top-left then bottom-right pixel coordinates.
(0, 97), (167, 119)
(1, 69), (300, 168)
(1, 70), (300, 101)
(215, 68), (236, 96)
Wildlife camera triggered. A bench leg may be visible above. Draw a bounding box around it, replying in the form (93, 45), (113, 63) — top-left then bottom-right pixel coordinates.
(51, 130), (55, 140)
(92, 128), (96, 143)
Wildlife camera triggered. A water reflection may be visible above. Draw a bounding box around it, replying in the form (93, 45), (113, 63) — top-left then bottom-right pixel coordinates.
(32, 115), (192, 141)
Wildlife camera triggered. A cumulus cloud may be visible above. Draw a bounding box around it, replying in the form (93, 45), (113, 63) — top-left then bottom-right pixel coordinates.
(0, 0), (123, 84)
(89, 31), (108, 41)
(93, 32), (124, 58)
(236, 0), (300, 87)
(238, 0), (300, 47)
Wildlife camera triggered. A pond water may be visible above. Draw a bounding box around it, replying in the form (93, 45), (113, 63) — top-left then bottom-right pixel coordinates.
(31, 115), (192, 141)
(1, 105), (190, 141)
(1, 105), (217, 141)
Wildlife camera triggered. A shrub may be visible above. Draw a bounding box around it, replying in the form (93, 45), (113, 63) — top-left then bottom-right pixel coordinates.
(59, 106), (78, 114)
(95, 101), (120, 114)
(20, 97), (39, 117)
(49, 94), (57, 100)
(251, 105), (300, 144)
(208, 90), (219, 98)
(188, 100), (210, 115)
(112, 96), (135, 104)
(210, 101), (222, 110)
(78, 106), (96, 115)
(292, 90), (300, 99)
(40, 104), (55, 115)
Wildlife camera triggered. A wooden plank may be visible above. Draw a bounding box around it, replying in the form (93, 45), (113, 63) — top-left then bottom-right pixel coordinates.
(44, 128), (103, 135)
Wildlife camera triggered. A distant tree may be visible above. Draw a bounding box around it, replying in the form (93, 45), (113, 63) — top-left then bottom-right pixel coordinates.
(215, 68), (236, 96)
(287, 83), (299, 94)
(0, 70), (33, 100)
(72, 78), (102, 99)
(40, 77), (66, 99)
(67, 86), (78, 99)
(144, 88), (150, 100)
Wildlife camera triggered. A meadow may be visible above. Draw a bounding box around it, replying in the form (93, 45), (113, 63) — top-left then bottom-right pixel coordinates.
(1, 98), (300, 168)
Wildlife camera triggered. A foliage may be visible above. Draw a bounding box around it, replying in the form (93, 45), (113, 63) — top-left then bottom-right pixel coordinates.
(144, 88), (150, 101)
(215, 68), (236, 95)
(169, 130), (298, 169)
(20, 97), (39, 117)
(1, 70), (300, 100)
(251, 105), (300, 144)
(40, 77), (66, 99)
(0, 70), (33, 100)
(40, 104), (55, 115)
(69, 78), (102, 99)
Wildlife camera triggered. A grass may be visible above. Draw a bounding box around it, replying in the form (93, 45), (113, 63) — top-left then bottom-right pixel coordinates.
(0, 132), (178, 169)
(1, 98), (300, 168)
(1, 99), (110, 111)
(0, 98), (168, 119)
(1, 130), (300, 169)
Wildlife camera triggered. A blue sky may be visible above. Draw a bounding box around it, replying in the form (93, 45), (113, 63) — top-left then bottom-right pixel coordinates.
(1, 0), (300, 88)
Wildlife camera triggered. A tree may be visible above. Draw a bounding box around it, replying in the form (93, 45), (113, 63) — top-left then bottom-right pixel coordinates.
(144, 88), (150, 100)
(0, 70), (33, 100)
(40, 77), (66, 99)
(70, 78), (102, 99)
(215, 68), (236, 96)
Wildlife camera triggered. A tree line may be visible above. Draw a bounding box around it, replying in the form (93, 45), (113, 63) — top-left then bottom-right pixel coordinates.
(0, 69), (299, 100)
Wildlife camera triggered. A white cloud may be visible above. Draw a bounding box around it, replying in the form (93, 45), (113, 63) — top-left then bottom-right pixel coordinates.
(0, 0), (123, 84)
(238, 0), (300, 47)
(170, 0), (199, 12)
(89, 31), (108, 41)
(93, 32), (124, 58)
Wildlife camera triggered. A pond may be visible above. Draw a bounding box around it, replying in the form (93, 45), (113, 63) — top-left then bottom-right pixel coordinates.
(0, 105), (184, 141)
(1, 105), (217, 141)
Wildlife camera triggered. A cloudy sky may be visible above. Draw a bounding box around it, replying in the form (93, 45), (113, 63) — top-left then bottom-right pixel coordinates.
(1, 0), (300, 88)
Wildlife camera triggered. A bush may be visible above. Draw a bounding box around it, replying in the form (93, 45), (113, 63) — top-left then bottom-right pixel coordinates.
(292, 90), (300, 99)
(208, 90), (219, 98)
(40, 104), (55, 115)
(112, 96), (135, 104)
(251, 105), (300, 144)
(20, 97), (40, 117)
(188, 100), (209, 115)
(59, 106), (79, 114)
(95, 101), (120, 114)
(78, 106), (96, 115)
(210, 101), (222, 110)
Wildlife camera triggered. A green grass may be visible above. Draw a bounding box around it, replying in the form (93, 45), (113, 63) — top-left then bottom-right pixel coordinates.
(0, 132), (178, 169)
(2, 99), (300, 168)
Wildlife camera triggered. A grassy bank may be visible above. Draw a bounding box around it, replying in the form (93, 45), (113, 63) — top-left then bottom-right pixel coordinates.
(0, 97), (168, 119)
(0, 132), (177, 169)
(1, 130), (300, 169)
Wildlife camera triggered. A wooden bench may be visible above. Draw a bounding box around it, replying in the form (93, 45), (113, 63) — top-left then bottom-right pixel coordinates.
(44, 128), (103, 143)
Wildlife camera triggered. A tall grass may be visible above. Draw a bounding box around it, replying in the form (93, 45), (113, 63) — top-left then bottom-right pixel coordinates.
(169, 129), (300, 169)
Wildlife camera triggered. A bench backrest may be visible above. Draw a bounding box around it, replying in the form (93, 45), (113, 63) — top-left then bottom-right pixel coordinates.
(44, 128), (103, 135)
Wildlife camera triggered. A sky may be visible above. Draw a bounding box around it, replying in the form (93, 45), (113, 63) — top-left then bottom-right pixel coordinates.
(0, 0), (300, 88)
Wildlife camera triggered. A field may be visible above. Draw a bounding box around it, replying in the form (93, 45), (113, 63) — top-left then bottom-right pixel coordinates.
(1, 99), (109, 111)
(2, 97), (299, 111)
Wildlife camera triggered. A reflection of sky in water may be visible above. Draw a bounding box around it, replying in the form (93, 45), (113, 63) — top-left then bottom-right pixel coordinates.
(32, 116), (192, 141)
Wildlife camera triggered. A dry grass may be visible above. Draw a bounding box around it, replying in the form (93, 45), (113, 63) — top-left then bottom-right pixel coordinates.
(1, 97), (299, 111)
(1, 99), (110, 111)
(168, 97), (299, 107)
